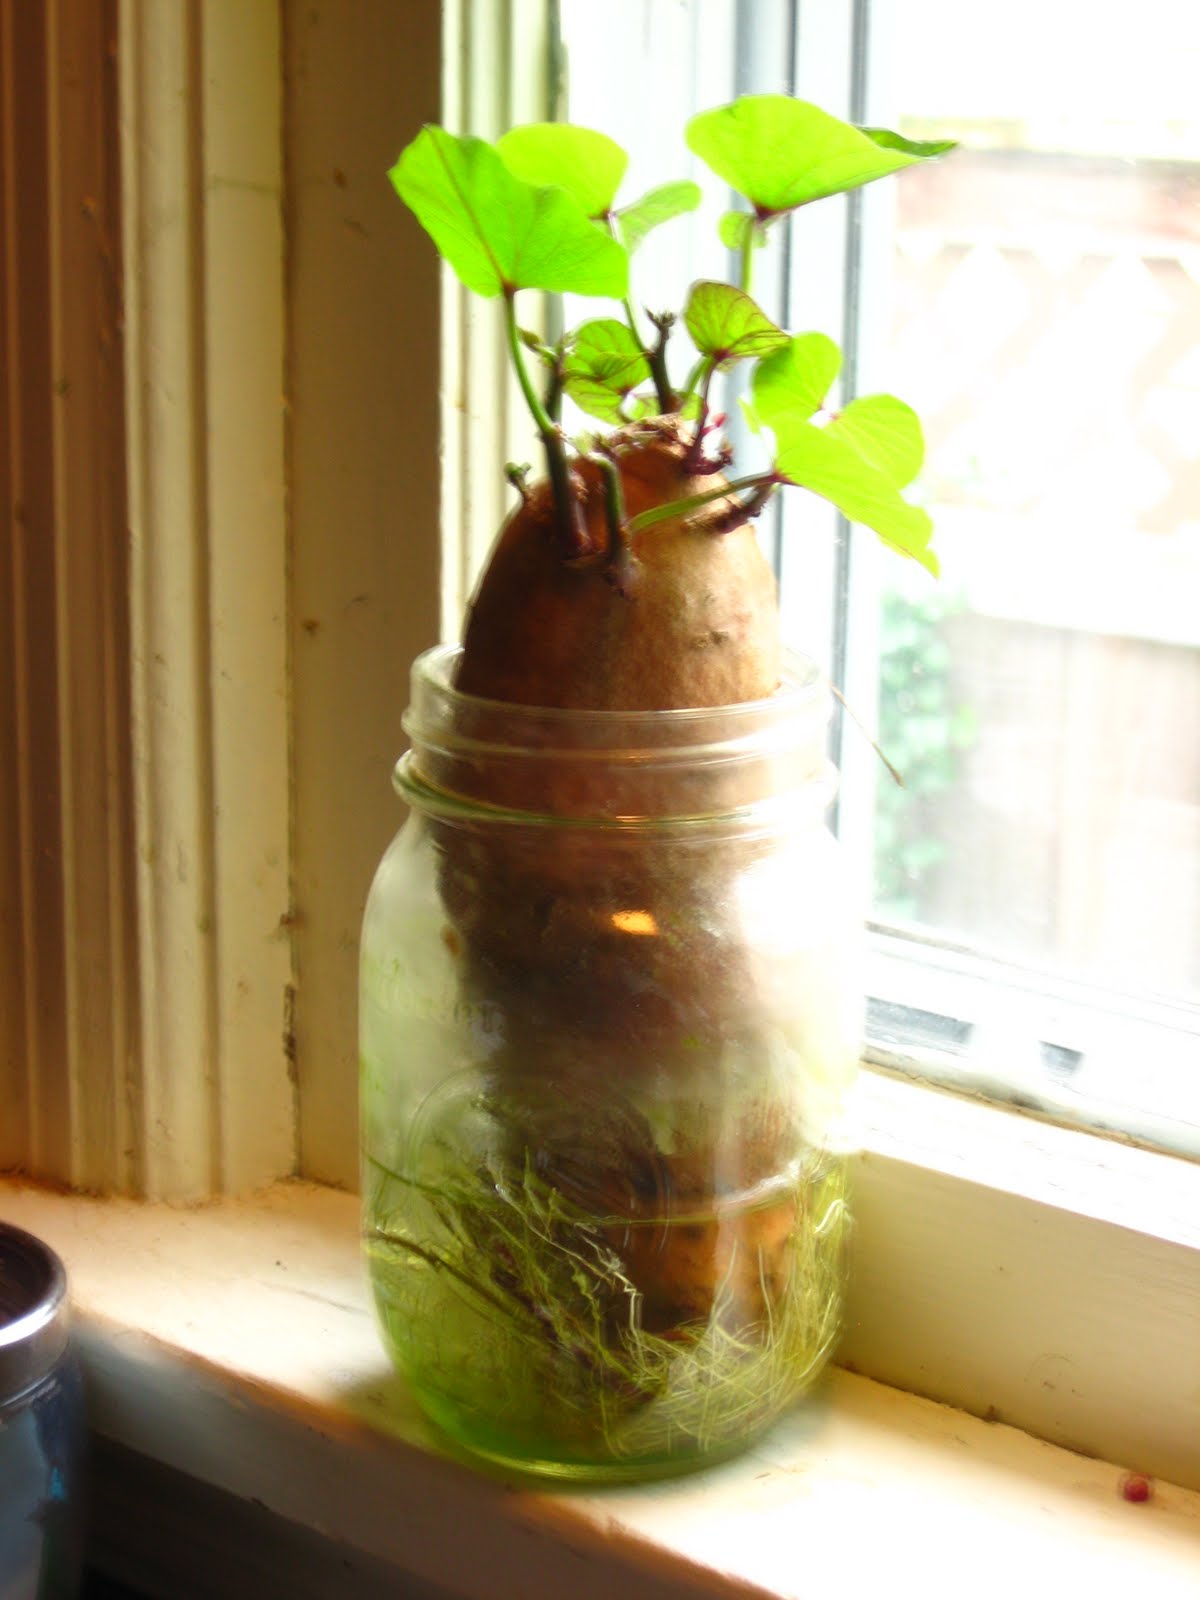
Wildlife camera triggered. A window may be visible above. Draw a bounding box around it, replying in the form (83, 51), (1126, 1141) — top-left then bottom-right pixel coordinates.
(558, 0), (1200, 1160)
(2, 0), (1196, 1492)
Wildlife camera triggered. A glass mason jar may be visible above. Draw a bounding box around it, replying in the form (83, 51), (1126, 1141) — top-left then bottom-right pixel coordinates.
(361, 644), (860, 1481)
(0, 1223), (86, 1599)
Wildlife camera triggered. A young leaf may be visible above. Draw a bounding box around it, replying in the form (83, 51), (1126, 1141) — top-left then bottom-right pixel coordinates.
(565, 385), (627, 426)
(752, 334), (842, 428)
(562, 318), (651, 423)
(686, 95), (955, 217)
(518, 327), (556, 363)
(496, 123), (628, 219)
(826, 395), (924, 488)
(754, 339), (935, 569)
(772, 422), (938, 573)
(389, 126), (627, 299)
(616, 181), (702, 253)
(683, 281), (789, 368)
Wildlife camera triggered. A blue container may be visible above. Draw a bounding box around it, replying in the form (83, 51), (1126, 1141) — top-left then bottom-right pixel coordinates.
(0, 1222), (85, 1600)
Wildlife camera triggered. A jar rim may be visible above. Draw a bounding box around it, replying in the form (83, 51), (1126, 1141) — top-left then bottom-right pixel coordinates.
(405, 643), (825, 737)
(395, 645), (835, 828)
(0, 1222), (70, 1405)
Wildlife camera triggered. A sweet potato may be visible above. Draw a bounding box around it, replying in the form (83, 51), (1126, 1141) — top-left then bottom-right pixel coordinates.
(456, 419), (780, 711)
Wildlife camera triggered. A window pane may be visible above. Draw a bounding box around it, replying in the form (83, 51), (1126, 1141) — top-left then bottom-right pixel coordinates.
(866, 0), (1200, 1010)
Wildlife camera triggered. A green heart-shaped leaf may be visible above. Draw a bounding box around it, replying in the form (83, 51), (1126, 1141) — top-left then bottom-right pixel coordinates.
(562, 318), (650, 422)
(754, 337), (934, 568)
(774, 423), (937, 571)
(683, 281), (789, 368)
(616, 181), (702, 253)
(565, 319), (648, 379)
(389, 126), (628, 298)
(686, 96), (955, 216)
(752, 333), (842, 427)
(496, 123), (628, 219)
(826, 395), (924, 488)
(563, 380), (629, 425)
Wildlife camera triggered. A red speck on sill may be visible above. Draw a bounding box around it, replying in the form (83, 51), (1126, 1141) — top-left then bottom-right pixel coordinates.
(1120, 1473), (1152, 1503)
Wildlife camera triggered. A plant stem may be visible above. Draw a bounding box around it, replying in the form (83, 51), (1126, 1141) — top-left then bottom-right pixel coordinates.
(504, 291), (581, 555)
(504, 291), (554, 438)
(605, 217), (643, 343)
(625, 292), (675, 414)
(741, 220), (756, 296)
(505, 461), (532, 504)
(586, 451), (639, 592)
(646, 312), (676, 414)
(624, 471), (777, 536)
(588, 452), (627, 553)
(707, 477), (779, 535)
(607, 214), (673, 415)
(681, 355), (707, 399)
(544, 344), (565, 425)
(685, 357), (717, 472)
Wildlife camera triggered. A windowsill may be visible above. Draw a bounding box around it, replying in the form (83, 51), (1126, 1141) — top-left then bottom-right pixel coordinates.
(3, 1138), (1199, 1599)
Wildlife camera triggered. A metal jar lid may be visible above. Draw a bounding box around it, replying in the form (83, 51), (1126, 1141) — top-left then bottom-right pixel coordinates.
(0, 1222), (71, 1407)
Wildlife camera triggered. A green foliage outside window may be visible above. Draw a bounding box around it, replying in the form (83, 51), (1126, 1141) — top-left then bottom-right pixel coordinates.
(874, 591), (977, 921)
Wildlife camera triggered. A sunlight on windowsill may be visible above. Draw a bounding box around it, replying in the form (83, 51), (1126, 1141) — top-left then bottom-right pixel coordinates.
(2, 1144), (1197, 1600)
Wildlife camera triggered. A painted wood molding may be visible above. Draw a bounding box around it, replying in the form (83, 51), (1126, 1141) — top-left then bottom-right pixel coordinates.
(283, 0), (447, 1186)
(119, 0), (294, 1197)
(1, 0), (142, 1191)
(0, 0), (293, 1197)
(287, 0), (553, 1187)
(439, 0), (556, 644)
(3, 0), (552, 1196)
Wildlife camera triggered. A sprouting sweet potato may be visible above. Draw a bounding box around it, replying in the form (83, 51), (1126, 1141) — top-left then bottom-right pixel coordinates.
(373, 97), (951, 1471)
(456, 419), (780, 712)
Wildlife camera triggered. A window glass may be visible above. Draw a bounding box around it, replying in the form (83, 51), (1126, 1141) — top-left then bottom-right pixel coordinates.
(868, 0), (1200, 1004)
(852, 0), (1200, 1152)
(558, 0), (1200, 1153)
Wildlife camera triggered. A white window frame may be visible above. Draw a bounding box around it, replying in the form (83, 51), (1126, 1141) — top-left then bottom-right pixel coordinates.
(1, 0), (1197, 1521)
